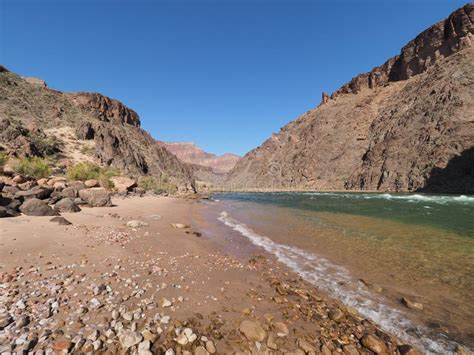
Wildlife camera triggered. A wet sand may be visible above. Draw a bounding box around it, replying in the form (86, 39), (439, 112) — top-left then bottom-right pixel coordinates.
(0, 195), (448, 354)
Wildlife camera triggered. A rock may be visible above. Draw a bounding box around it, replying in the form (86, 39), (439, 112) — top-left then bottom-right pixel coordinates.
(361, 334), (388, 354)
(119, 331), (143, 348)
(16, 315), (30, 328)
(297, 338), (316, 353)
(239, 320), (266, 342)
(0, 206), (17, 218)
(171, 223), (190, 229)
(161, 298), (172, 307)
(79, 188), (112, 207)
(52, 339), (73, 352)
(54, 198), (81, 213)
(15, 186), (53, 200)
(266, 332), (278, 350)
(328, 308), (345, 322)
(456, 345), (474, 355)
(273, 321), (289, 337)
(195, 346), (209, 355)
(50, 216), (72, 225)
(401, 297), (423, 310)
(205, 340), (216, 354)
(1, 185), (19, 196)
(398, 345), (422, 355)
(110, 176), (137, 193)
(84, 179), (99, 188)
(68, 181), (86, 190)
(19, 198), (58, 216)
(0, 313), (13, 329)
(126, 220), (149, 228)
(61, 187), (78, 198)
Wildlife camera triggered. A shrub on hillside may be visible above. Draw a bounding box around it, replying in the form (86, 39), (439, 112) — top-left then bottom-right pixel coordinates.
(66, 162), (119, 188)
(15, 157), (51, 178)
(138, 175), (177, 194)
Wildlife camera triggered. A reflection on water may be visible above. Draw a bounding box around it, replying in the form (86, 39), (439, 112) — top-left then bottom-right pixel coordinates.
(210, 192), (474, 353)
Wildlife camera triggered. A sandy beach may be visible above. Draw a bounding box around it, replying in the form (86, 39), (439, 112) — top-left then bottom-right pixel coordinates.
(0, 195), (421, 354)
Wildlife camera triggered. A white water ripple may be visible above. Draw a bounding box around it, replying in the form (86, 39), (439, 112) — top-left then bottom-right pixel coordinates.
(218, 211), (458, 354)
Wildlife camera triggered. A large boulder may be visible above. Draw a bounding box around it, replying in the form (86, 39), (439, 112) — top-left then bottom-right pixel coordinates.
(54, 198), (81, 213)
(19, 198), (58, 216)
(79, 188), (112, 207)
(0, 206), (19, 218)
(110, 176), (137, 193)
(84, 179), (99, 188)
(2, 185), (19, 197)
(15, 186), (53, 200)
(61, 187), (78, 198)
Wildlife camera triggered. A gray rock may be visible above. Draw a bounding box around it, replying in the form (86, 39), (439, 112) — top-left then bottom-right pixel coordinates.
(61, 187), (78, 198)
(50, 216), (72, 225)
(79, 188), (112, 207)
(119, 331), (143, 348)
(54, 198), (81, 213)
(20, 198), (58, 216)
(15, 186), (53, 200)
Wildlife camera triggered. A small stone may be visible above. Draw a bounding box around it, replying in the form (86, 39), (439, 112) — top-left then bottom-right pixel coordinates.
(52, 339), (73, 352)
(165, 349), (175, 355)
(16, 315), (30, 328)
(361, 334), (388, 354)
(119, 331), (143, 348)
(273, 321), (289, 337)
(171, 223), (190, 229)
(266, 332), (278, 350)
(398, 345), (422, 355)
(162, 298), (172, 307)
(126, 220), (149, 228)
(138, 340), (151, 351)
(50, 216), (72, 225)
(206, 340), (216, 354)
(239, 319), (266, 342)
(0, 313), (13, 329)
(401, 297), (423, 310)
(297, 338), (316, 353)
(195, 346), (209, 355)
(328, 308), (345, 322)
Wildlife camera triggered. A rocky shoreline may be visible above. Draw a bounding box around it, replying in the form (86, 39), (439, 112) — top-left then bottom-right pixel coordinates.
(0, 192), (470, 354)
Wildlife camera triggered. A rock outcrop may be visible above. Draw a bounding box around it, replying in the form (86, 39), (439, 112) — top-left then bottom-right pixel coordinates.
(0, 71), (196, 192)
(227, 4), (474, 193)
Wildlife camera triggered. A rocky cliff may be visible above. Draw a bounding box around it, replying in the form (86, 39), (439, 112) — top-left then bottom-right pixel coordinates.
(227, 4), (474, 193)
(158, 141), (240, 173)
(0, 68), (196, 192)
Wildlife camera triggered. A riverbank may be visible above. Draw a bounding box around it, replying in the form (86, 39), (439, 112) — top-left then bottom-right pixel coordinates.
(0, 195), (431, 354)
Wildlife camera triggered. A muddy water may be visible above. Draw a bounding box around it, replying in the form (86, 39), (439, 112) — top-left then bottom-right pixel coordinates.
(197, 192), (474, 354)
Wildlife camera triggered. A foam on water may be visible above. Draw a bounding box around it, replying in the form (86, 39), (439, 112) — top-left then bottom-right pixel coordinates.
(307, 192), (474, 205)
(218, 211), (458, 354)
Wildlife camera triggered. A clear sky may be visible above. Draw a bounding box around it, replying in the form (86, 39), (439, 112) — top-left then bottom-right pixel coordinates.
(0, 0), (468, 156)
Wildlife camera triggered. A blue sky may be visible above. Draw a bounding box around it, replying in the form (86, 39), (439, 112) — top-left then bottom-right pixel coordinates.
(0, 0), (467, 156)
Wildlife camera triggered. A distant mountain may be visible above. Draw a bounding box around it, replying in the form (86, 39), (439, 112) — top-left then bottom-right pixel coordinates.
(158, 141), (240, 173)
(0, 67), (196, 192)
(227, 4), (474, 193)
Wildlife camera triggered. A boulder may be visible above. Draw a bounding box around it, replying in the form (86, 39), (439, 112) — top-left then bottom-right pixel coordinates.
(15, 186), (53, 200)
(68, 181), (86, 190)
(110, 176), (137, 193)
(0, 206), (17, 218)
(19, 198), (58, 216)
(18, 180), (38, 190)
(2, 185), (19, 197)
(61, 187), (78, 198)
(54, 198), (81, 213)
(84, 179), (99, 188)
(79, 188), (112, 207)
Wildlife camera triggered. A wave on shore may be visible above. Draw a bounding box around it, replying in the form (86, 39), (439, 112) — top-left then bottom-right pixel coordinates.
(218, 210), (457, 354)
(307, 192), (474, 205)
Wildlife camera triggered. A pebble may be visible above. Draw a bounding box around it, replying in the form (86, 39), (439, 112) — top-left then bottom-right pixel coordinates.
(239, 319), (266, 342)
(361, 334), (389, 354)
(119, 330), (143, 348)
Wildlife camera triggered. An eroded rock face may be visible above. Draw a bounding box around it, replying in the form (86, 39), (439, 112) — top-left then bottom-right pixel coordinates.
(227, 5), (474, 193)
(0, 71), (196, 193)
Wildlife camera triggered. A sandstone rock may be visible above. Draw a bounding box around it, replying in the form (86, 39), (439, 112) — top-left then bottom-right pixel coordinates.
(195, 346), (209, 355)
(19, 198), (58, 216)
(205, 340), (216, 354)
(68, 181), (86, 190)
(361, 334), (388, 354)
(273, 322), (289, 337)
(329, 308), (345, 322)
(54, 198), (81, 213)
(79, 188), (112, 207)
(52, 339), (73, 352)
(111, 176), (137, 193)
(171, 223), (190, 229)
(239, 320), (266, 342)
(84, 179), (99, 188)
